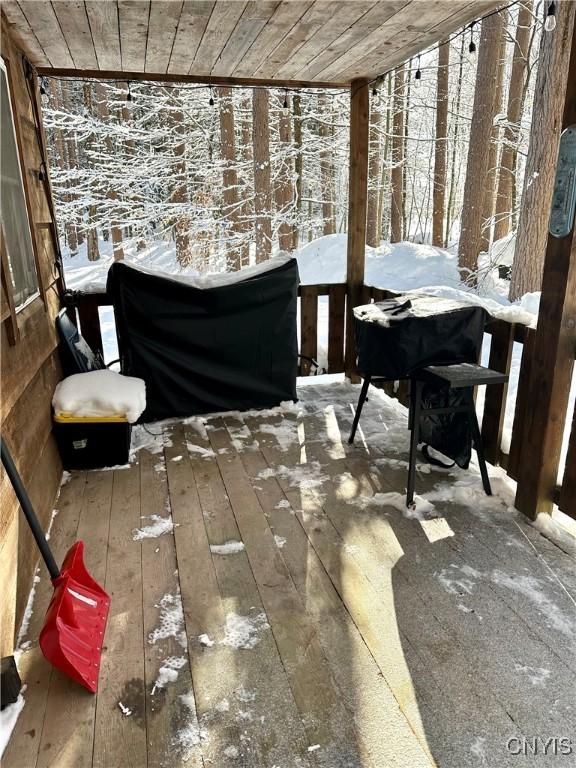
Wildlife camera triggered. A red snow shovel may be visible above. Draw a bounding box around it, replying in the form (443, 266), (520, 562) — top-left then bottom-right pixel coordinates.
(1, 438), (110, 693)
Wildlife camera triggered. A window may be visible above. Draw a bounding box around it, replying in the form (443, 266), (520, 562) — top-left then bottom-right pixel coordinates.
(1, 60), (38, 310)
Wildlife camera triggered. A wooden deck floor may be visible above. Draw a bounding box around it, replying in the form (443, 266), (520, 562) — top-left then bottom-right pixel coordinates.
(5, 380), (576, 768)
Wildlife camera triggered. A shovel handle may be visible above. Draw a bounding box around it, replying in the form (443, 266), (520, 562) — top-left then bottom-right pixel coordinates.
(1, 438), (60, 580)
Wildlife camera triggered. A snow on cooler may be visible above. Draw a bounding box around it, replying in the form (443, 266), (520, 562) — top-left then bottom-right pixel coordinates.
(52, 369), (146, 423)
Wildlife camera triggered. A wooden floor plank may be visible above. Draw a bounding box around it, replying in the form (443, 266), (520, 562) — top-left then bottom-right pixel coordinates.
(207, 418), (370, 768)
(93, 463), (147, 768)
(139, 445), (201, 768)
(228, 418), (434, 768)
(184, 421), (313, 767)
(35, 470), (114, 768)
(165, 425), (247, 766)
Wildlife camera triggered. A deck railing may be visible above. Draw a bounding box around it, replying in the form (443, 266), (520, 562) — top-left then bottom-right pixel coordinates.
(73, 285), (574, 516)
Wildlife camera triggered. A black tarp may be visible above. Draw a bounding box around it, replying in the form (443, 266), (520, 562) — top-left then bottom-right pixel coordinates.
(354, 295), (487, 468)
(107, 257), (299, 422)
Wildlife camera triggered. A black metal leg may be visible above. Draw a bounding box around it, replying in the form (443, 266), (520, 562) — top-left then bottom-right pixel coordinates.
(348, 375), (371, 444)
(406, 379), (423, 506)
(467, 395), (492, 496)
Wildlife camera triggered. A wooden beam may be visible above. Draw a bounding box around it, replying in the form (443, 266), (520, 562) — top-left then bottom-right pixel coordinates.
(515, 21), (576, 519)
(345, 79), (369, 380)
(35, 66), (345, 90)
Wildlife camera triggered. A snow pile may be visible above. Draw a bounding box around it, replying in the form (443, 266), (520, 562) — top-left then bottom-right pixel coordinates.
(173, 690), (206, 760)
(258, 422), (298, 451)
(0, 694), (25, 759)
(210, 540), (245, 555)
(257, 462), (329, 492)
(220, 613), (269, 650)
(186, 442), (216, 459)
(129, 422), (169, 459)
(149, 593), (187, 649)
(152, 656), (187, 694)
(52, 369), (146, 423)
(16, 569), (40, 648)
(352, 491), (436, 520)
(132, 514), (174, 540)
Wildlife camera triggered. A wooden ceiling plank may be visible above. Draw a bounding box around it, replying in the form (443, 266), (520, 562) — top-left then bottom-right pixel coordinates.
(274, 1), (376, 80)
(211, 1), (280, 77)
(1, 2), (50, 66)
(374, 0), (502, 76)
(295, 0), (408, 80)
(51, 1), (98, 70)
(168, 0), (213, 75)
(118, 0), (150, 73)
(338, 0), (497, 82)
(85, 0), (122, 71)
(232, 1), (312, 78)
(316, 0), (465, 81)
(253, 0), (340, 80)
(145, 0), (183, 73)
(189, 1), (248, 77)
(16, 0), (74, 67)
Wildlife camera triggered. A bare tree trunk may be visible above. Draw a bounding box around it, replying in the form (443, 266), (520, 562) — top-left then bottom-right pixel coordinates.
(318, 94), (336, 235)
(378, 73), (392, 240)
(402, 60), (412, 239)
(509, 0), (576, 299)
(61, 81), (83, 247)
(366, 98), (381, 247)
(239, 97), (253, 265)
(493, 2), (533, 243)
(458, 11), (506, 281)
(218, 87), (241, 269)
(95, 83), (124, 260)
(169, 97), (191, 267)
(252, 89), (272, 262)
(480, 22), (507, 252)
(390, 65), (405, 243)
(50, 81), (78, 255)
(83, 83), (100, 261)
(446, 36), (465, 247)
(275, 95), (294, 251)
(432, 41), (449, 247)
(292, 94), (303, 249)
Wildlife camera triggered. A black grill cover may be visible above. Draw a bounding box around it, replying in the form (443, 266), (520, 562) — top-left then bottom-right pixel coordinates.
(107, 258), (299, 422)
(354, 296), (487, 468)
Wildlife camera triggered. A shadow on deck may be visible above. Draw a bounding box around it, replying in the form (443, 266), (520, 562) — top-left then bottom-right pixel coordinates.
(5, 379), (576, 768)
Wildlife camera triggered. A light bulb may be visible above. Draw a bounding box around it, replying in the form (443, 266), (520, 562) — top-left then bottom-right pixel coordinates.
(545, 12), (556, 31)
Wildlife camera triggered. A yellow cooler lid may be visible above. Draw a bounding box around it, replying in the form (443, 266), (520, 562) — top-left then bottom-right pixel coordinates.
(54, 412), (129, 424)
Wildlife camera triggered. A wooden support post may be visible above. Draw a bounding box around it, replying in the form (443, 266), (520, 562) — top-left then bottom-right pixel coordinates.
(515, 24), (576, 518)
(345, 79), (369, 381)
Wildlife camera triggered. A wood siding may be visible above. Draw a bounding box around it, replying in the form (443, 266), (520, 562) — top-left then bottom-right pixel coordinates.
(1, 17), (63, 656)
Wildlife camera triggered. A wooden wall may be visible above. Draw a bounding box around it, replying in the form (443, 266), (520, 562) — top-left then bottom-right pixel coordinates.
(1, 16), (63, 656)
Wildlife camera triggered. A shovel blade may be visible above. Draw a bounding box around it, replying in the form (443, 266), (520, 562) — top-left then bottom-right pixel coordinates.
(39, 541), (110, 693)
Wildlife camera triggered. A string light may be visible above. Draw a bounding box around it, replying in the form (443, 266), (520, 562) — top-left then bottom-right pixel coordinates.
(126, 81), (132, 102)
(209, 85), (214, 106)
(283, 88), (288, 109)
(415, 55), (422, 80)
(468, 21), (476, 53)
(545, 1), (557, 32)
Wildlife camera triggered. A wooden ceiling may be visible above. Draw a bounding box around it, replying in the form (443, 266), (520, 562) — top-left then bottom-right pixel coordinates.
(3, 1), (502, 87)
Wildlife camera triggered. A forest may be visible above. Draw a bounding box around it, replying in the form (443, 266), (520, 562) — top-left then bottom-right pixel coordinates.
(41, 0), (573, 305)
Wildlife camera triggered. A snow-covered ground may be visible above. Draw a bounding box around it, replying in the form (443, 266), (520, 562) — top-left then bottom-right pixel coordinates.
(61, 233), (574, 481)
